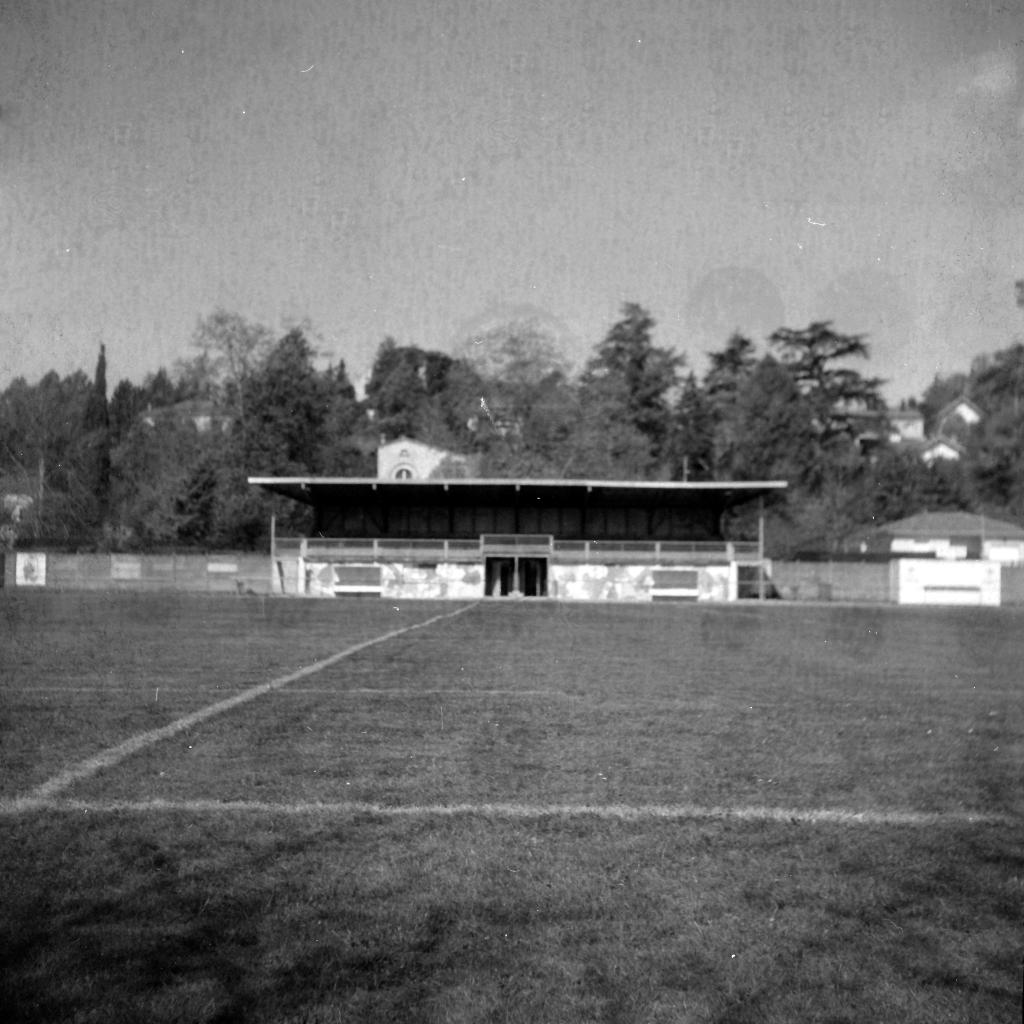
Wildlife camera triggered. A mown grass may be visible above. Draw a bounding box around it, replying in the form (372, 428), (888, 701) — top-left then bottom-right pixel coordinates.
(67, 601), (1024, 816)
(1, 594), (1022, 1022)
(0, 592), (458, 796)
(2, 811), (1021, 1023)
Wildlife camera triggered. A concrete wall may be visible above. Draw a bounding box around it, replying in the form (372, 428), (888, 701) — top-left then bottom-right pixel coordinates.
(769, 561), (893, 603)
(292, 559), (737, 601)
(1, 552), (273, 594)
(382, 562), (484, 600)
(550, 564), (653, 601)
(772, 559), (1024, 605)
(1000, 566), (1024, 606)
(549, 564), (733, 601)
(11, 551), (1019, 607)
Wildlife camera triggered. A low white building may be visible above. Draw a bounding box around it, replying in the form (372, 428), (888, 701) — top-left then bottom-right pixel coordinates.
(881, 510), (1024, 564)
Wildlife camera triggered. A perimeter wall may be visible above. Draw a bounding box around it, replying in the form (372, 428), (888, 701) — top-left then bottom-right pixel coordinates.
(4, 552), (1024, 605)
(0, 552), (272, 594)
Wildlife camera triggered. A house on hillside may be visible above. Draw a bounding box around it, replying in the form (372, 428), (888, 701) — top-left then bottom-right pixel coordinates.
(920, 437), (966, 465)
(934, 396), (982, 439)
(863, 510), (1024, 564)
(376, 437), (478, 480)
(850, 404), (925, 456)
(141, 399), (230, 434)
(886, 407), (925, 443)
(883, 396), (982, 464)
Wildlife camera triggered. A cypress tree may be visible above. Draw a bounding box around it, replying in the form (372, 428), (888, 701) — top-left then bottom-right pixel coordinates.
(84, 344), (111, 523)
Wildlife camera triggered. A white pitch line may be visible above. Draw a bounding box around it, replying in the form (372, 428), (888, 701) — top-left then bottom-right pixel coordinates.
(3, 687), (564, 696)
(16, 603), (479, 805)
(0, 797), (1015, 826)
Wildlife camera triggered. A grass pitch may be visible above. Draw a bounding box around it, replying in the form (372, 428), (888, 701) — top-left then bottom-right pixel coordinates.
(1, 592), (1022, 1022)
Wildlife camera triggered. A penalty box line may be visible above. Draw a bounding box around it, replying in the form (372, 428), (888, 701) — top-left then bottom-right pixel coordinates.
(16, 602), (480, 807)
(0, 798), (1015, 827)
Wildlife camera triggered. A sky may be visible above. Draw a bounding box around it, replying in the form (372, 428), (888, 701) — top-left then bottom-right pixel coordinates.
(2, 0), (1023, 403)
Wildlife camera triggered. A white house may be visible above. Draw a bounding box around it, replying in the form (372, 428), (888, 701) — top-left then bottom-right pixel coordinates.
(886, 407), (925, 443)
(376, 437), (477, 480)
(935, 396), (982, 437)
(921, 438), (966, 465)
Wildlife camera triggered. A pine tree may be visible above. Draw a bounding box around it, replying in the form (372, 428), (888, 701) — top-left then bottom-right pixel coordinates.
(580, 303), (683, 474)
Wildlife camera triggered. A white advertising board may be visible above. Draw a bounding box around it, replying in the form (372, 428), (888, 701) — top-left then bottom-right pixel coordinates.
(15, 552), (46, 587)
(895, 558), (1000, 606)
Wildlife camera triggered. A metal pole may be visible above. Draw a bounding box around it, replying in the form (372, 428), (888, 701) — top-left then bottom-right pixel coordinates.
(270, 513), (276, 594)
(758, 497), (765, 601)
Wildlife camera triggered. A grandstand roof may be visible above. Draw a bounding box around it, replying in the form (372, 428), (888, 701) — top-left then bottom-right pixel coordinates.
(249, 477), (787, 511)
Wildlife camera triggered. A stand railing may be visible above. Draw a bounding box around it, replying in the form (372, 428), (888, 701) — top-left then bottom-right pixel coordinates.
(279, 537), (760, 565)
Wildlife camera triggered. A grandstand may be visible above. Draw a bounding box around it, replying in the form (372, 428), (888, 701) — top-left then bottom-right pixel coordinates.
(248, 477), (787, 600)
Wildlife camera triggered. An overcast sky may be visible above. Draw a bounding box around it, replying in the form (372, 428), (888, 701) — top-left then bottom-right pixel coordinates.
(2, 0), (1023, 401)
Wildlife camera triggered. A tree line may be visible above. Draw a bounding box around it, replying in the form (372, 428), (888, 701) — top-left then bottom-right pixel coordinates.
(2, 296), (1023, 555)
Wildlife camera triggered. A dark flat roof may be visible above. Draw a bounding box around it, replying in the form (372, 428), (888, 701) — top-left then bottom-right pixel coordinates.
(249, 476), (787, 508)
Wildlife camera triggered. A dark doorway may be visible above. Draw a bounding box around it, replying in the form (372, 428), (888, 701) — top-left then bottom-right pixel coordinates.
(485, 556), (548, 597)
(485, 557), (515, 597)
(519, 557), (547, 597)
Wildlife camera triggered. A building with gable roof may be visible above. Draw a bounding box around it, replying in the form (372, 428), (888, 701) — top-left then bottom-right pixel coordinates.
(864, 510), (1024, 564)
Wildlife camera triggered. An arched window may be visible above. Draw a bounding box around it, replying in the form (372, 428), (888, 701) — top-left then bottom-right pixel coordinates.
(394, 467), (413, 480)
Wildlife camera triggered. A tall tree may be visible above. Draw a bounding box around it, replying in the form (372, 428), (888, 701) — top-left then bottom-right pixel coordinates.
(82, 344), (111, 525)
(0, 371), (95, 541)
(669, 372), (716, 480)
(580, 303), (683, 473)
(460, 317), (569, 392)
(190, 309), (274, 448)
(110, 414), (205, 546)
(559, 377), (653, 479)
(476, 372), (580, 478)
(244, 328), (329, 473)
(864, 447), (971, 524)
(139, 367), (178, 410)
(459, 318), (570, 468)
(728, 356), (818, 483)
(108, 378), (143, 446)
(366, 339), (482, 450)
(364, 338), (431, 441)
(318, 359), (373, 475)
(969, 403), (1024, 516)
(703, 332), (757, 403)
(768, 321), (885, 443)
(702, 332), (758, 478)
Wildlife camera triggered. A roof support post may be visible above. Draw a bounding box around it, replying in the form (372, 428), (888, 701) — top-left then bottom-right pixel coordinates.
(270, 513), (276, 594)
(758, 497), (766, 601)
